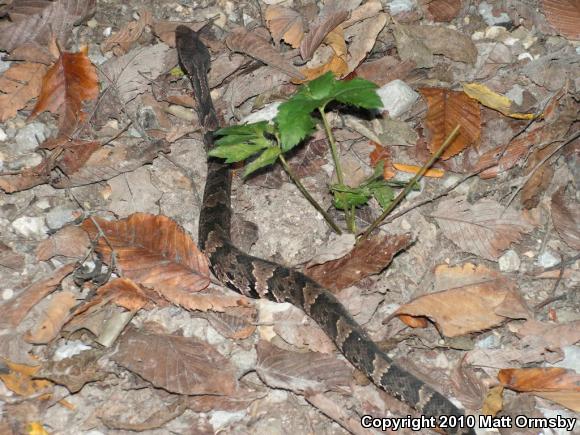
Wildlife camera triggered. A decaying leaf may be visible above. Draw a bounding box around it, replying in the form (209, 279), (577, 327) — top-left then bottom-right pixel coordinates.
(0, 62), (47, 121)
(0, 360), (52, 397)
(265, 5), (304, 48)
(0, 263), (75, 328)
(29, 47), (99, 138)
(256, 340), (352, 394)
(499, 368), (580, 411)
(81, 213), (210, 298)
(300, 5), (349, 61)
(354, 56), (416, 86)
(395, 263), (530, 337)
(113, 327), (237, 395)
(420, 88), (481, 160)
(551, 186), (580, 250)
(344, 12), (388, 73)
(463, 83), (537, 120)
(431, 196), (534, 260)
(202, 307), (257, 340)
(101, 8), (152, 54)
(0, 242), (25, 271)
(369, 143), (396, 179)
(305, 233), (412, 291)
(297, 25), (348, 81)
(513, 319), (580, 355)
(520, 142), (559, 209)
(542, 0), (580, 40)
(424, 0), (462, 22)
(25, 291), (78, 344)
(226, 27), (305, 80)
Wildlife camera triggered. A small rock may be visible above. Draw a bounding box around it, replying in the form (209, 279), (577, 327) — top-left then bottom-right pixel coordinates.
(45, 206), (81, 230)
(389, 0), (415, 14)
(478, 2), (511, 26)
(241, 102), (281, 124)
(499, 249), (520, 272)
(0, 127), (7, 141)
(86, 18), (98, 28)
(103, 27), (112, 37)
(14, 123), (48, 152)
(6, 153), (43, 171)
(0, 58), (10, 74)
(376, 80), (419, 118)
(54, 340), (92, 361)
(2, 288), (14, 300)
(536, 250), (561, 268)
(11, 216), (48, 238)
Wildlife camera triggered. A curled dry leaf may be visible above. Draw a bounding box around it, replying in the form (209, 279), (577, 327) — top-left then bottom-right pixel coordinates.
(29, 48), (99, 138)
(542, 0), (580, 40)
(25, 291), (77, 344)
(499, 367), (580, 411)
(0, 263), (75, 328)
(0, 62), (47, 122)
(463, 83), (537, 120)
(395, 263), (530, 337)
(101, 8), (152, 54)
(551, 186), (580, 250)
(256, 340), (352, 394)
(305, 233), (412, 292)
(296, 25), (348, 81)
(419, 88), (481, 160)
(81, 213), (210, 296)
(300, 6), (349, 61)
(431, 195), (534, 260)
(113, 327), (237, 395)
(226, 27), (305, 81)
(265, 5), (304, 48)
(344, 12), (388, 73)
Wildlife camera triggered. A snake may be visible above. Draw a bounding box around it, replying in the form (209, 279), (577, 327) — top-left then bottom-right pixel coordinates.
(176, 26), (475, 435)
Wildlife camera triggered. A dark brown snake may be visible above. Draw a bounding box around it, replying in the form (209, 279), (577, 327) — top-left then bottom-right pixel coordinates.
(176, 26), (475, 435)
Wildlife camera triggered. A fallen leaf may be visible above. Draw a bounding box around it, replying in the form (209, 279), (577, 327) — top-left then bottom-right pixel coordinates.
(463, 83), (537, 120)
(343, 0), (383, 27)
(0, 242), (25, 271)
(81, 213), (211, 299)
(542, 0), (580, 40)
(25, 291), (77, 344)
(91, 278), (161, 312)
(431, 195), (534, 260)
(482, 385), (504, 416)
(297, 25), (348, 81)
(0, 360), (52, 397)
(0, 62), (47, 121)
(151, 20), (207, 47)
(513, 319), (580, 354)
(344, 13), (388, 73)
(113, 327), (237, 395)
(101, 8), (152, 54)
(29, 48), (99, 138)
(56, 140), (102, 176)
(265, 5), (304, 48)
(289, 137), (329, 178)
(270, 306), (335, 353)
(551, 186), (580, 250)
(420, 88), (481, 159)
(520, 142), (558, 209)
(369, 143), (396, 179)
(354, 56), (415, 86)
(202, 307), (257, 340)
(300, 5), (349, 61)
(256, 340), (352, 394)
(0, 263), (75, 328)
(424, 0), (462, 22)
(226, 27), (305, 80)
(305, 233), (412, 291)
(395, 263), (530, 337)
(393, 163), (445, 178)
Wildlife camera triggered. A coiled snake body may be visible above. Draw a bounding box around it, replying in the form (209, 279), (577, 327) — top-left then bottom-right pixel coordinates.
(176, 26), (475, 435)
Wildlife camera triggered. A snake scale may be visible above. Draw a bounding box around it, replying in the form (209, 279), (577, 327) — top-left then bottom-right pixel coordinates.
(176, 26), (475, 435)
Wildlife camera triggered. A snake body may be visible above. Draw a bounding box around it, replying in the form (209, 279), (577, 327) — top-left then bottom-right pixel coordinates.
(176, 26), (475, 435)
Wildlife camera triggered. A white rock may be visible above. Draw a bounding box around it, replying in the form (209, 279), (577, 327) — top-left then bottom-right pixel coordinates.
(0, 127), (7, 141)
(45, 206), (79, 230)
(389, 0), (416, 15)
(54, 340), (92, 361)
(209, 411), (245, 430)
(11, 216), (48, 238)
(478, 2), (511, 26)
(499, 249), (520, 272)
(376, 80), (419, 118)
(2, 288), (14, 300)
(14, 122), (48, 152)
(536, 250), (561, 268)
(240, 102), (281, 124)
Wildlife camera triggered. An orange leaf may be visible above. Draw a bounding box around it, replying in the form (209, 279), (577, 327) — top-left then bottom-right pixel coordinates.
(25, 291), (77, 344)
(295, 26), (348, 82)
(542, 0), (580, 40)
(0, 62), (47, 122)
(393, 163), (445, 178)
(419, 88), (481, 160)
(499, 368), (580, 392)
(0, 360), (52, 397)
(369, 143), (396, 179)
(265, 5), (304, 48)
(29, 48), (99, 138)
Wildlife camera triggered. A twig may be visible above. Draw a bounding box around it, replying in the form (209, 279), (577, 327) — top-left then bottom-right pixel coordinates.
(360, 125), (461, 240)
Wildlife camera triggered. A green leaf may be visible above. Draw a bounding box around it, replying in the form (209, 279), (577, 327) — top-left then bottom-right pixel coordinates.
(215, 121), (270, 138)
(370, 183), (394, 209)
(331, 184), (371, 210)
(208, 142), (267, 163)
(276, 96), (318, 152)
(302, 72), (335, 101)
(333, 77), (382, 109)
(243, 146), (281, 177)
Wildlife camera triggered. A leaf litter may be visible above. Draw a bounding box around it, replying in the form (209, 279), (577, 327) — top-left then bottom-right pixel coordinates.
(0, 0), (579, 433)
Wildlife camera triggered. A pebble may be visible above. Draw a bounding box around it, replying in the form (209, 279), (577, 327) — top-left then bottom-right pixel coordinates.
(376, 80), (419, 118)
(240, 102), (281, 123)
(2, 288), (14, 300)
(11, 216), (48, 238)
(499, 249), (520, 272)
(86, 18), (98, 28)
(53, 340), (92, 361)
(14, 122), (48, 152)
(536, 250), (561, 268)
(478, 2), (511, 26)
(0, 127), (7, 141)
(45, 206), (81, 230)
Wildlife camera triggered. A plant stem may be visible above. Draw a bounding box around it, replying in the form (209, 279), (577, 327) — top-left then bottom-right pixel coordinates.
(278, 154), (342, 235)
(359, 124), (461, 240)
(318, 106), (354, 232)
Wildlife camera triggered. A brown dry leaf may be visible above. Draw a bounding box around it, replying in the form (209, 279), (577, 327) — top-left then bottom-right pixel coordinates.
(344, 13), (388, 73)
(81, 213), (210, 298)
(393, 163), (445, 178)
(300, 5), (349, 61)
(113, 327), (237, 395)
(0, 0), (96, 53)
(520, 142), (558, 209)
(0, 62), (47, 121)
(150, 20), (207, 47)
(0, 263), (75, 328)
(354, 56), (416, 86)
(343, 0), (383, 27)
(369, 143), (396, 179)
(424, 0), (462, 22)
(29, 47), (99, 138)
(270, 307), (335, 353)
(542, 0), (580, 40)
(0, 242), (25, 271)
(514, 319), (580, 353)
(93, 278), (160, 312)
(395, 263), (530, 337)
(419, 88), (481, 160)
(51, 138), (170, 188)
(101, 8), (152, 54)
(482, 385), (504, 416)
(226, 27), (305, 81)
(202, 307), (257, 340)
(0, 168), (50, 193)
(0, 360), (52, 397)
(305, 233), (412, 291)
(265, 5), (304, 48)
(56, 140), (102, 175)
(256, 340), (352, 394)
(297, 25), (348, 81)
(551, 186), (580, 250)
(25, 291), (77, 344)
(431, 195), (534, 260)
(289, 137), (329, 178)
